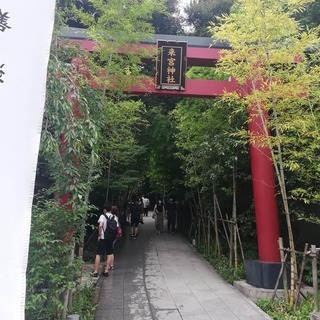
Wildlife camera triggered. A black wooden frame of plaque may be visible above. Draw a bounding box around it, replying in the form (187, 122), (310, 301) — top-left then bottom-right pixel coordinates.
(155, 40), (187, 90)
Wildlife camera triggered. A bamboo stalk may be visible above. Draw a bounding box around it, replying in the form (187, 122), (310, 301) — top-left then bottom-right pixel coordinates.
(229, 227), (234, 267)
(278, 238), (289, 302)
(213, 182), (220, 256)
(232, 164), (237, 271)
(217, 218), (236, 224)
(236, 224), (245, 263)
(198, 216), (201, 246)
(200, 213), (206, 247)
(215, 194), (230, 245)
(272, 252), (288, 302)
(207, 211), (211, 253)
(188, 201), (194, 239)
(294, 243), (308, 308)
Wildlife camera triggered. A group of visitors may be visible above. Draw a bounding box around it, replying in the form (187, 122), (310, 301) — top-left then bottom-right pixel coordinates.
(153, 197), (177, 235)
(92, 195), (177, 276)
(128, 195), (177, 236)
(92, 203), (122, 277)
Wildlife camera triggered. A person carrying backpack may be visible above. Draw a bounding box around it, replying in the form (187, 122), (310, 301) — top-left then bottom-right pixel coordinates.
(92, 203), (118, 277)
(130, 197), (142, 239)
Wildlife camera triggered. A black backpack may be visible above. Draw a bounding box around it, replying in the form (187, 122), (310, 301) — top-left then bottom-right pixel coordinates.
(104, 214), (117, 242)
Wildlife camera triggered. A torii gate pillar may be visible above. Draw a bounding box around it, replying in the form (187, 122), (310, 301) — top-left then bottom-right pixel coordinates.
(246, 105), (281, 289)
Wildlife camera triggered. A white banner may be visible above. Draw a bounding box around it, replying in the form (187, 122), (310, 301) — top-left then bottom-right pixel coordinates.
(0, 1), (56, 319)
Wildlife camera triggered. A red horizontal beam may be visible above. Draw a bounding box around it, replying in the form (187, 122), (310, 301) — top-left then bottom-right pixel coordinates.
(68, 39), (222, 66)
(128, 77), (237, 98)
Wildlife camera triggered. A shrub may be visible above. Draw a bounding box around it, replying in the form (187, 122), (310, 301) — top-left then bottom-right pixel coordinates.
(198, 245), (245, 284)
(25, 197), (83, 319)
(68, 285), (97, 320)
(257, 296), (315, 320)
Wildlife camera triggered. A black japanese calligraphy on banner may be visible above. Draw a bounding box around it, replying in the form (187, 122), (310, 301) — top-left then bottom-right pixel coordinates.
(0, 64), (5, 83)
(155, 40), (187, 91)
(0, 9), (11, 32)
(0, 8), (11, 84)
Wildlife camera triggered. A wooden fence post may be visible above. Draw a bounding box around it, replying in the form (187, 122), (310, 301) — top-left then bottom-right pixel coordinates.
(311, 245), (318, 312)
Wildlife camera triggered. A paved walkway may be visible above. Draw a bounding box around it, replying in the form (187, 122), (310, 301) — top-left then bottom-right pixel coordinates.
(93, 216), (272, 320)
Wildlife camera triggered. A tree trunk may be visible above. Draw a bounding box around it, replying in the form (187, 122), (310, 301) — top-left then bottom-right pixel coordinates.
(213, 181), (220, 256)
(232, 162), (238, 271)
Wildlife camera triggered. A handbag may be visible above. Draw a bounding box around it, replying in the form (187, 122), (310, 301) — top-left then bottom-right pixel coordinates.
(152, 212), (156, 219)
(116, 226), (122, 239)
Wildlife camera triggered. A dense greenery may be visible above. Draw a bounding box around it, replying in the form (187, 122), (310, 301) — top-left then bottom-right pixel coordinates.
(26, 196), (83, 319)
(68, 284), (97, 320)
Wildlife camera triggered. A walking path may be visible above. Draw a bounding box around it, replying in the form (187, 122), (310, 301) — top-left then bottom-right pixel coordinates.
(93, 215), (272, 320)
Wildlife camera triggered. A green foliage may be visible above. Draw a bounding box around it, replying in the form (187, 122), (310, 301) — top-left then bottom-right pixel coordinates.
(96, 97), (149, 197)
(28, 20), (102, 316)
(237, 204), (259, 257)
(26, 196), (83, 319)
(211, 0), (320, 218)
(198, 245), (245, 283)
(299, 256), (320, 287)
(146, 105), (182, 197)
(294, 1), (320, 29)
(72, 0), (166, 93)
(73, 0), (165, 42)
(173, 97), (247, 194)
(68, 285), (97, 320)
(187, 66), (229, 80)
(257, 296), (315, 320)
(42, 46), (101, 202)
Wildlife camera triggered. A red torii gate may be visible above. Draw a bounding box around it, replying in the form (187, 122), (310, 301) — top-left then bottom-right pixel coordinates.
(62, 27), (281, 288)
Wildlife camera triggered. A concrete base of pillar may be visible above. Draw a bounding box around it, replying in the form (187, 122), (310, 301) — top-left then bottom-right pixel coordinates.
(245, 260), (284, 289)
(234, 279), (312, 302)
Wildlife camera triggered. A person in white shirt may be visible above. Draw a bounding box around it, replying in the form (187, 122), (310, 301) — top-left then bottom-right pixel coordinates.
(142, 195), (150, 217)
(92, 203), (118, 277)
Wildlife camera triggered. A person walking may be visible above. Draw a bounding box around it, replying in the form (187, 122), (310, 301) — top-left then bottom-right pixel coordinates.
(142, 195), (150, 217)
(130, 197), (142, 239)
(108, 205), (120, 270)
(166, 197), (177, 235)
(138, 197), (144, 224)
(93, 203), (117, 277)
(153, 199), (165, 235)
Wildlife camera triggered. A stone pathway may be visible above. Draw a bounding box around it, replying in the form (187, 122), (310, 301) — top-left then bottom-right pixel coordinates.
(92, 216), (272, 320)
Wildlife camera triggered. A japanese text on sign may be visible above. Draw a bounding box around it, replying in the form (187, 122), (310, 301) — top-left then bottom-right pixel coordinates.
(155, 40), (187, 91)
